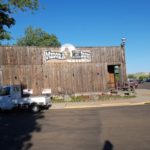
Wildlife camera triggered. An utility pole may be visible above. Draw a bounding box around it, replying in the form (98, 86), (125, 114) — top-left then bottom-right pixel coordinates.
(121, 38), (127, 82)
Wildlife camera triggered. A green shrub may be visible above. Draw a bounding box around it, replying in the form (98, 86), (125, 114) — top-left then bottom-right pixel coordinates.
(51, 94), (136, 103)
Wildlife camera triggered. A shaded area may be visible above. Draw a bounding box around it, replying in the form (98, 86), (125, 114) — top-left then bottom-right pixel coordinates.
(103, 140), (113, 150)
(0, 111), (44, 150)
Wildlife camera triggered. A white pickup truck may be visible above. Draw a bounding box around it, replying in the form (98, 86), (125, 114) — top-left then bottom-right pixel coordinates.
(0, 85), (52, 112)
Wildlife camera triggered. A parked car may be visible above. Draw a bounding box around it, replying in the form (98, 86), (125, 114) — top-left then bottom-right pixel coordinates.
(146, 79), (150, 82)
(0, 85), (52, 112)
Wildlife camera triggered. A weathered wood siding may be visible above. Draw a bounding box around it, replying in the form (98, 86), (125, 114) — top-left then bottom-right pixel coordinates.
(0, 46), (126, 95)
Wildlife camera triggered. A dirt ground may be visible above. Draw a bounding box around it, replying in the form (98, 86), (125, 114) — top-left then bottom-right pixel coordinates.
(138, 82), (150, 90)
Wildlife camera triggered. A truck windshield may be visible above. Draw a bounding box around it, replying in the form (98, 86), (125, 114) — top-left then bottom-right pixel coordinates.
(0, 87), (10, 96)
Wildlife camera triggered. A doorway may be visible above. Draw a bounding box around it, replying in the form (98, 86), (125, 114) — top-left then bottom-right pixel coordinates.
(107, 65), (120, 89)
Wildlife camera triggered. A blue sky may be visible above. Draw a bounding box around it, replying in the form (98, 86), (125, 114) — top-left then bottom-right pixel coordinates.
(3, 0), (150, 74)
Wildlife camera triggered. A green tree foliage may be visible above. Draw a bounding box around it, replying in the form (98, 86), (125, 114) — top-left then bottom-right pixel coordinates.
(16, 26), (61, 47)
(139, 76), (145, 81)
(0, 0), (39, 40)
(128, 74), (136, 79)
(8, 0), (38, 11)
(0, 3), (15, 40)
(128, 73), (150, 81)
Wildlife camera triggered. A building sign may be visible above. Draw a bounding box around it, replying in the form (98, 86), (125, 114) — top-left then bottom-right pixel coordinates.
(43, 44), (91, 63)
(44, 51), (65, 61)
(72, 51), (91, 60)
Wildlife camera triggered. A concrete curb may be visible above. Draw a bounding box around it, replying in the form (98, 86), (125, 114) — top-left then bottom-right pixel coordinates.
(64, 102), (147, 109)
(51, 101), (150, 110)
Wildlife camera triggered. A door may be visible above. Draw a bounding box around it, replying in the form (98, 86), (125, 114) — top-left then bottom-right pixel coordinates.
(0, 86), (14, 110)
(107, 65), (115, 89)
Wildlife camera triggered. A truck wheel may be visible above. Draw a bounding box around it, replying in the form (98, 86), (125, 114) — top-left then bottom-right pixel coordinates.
(31, 105), (40, 113)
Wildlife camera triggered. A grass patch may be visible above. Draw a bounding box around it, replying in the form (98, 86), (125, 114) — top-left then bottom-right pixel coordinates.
(98, 95), (136, 101)
(51, 96), (64, 103)
(52, 94), (136, 103)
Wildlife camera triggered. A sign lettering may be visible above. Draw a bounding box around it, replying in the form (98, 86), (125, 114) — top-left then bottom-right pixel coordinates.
(44, 51), (65, 61)
(43, 47), (91, 63)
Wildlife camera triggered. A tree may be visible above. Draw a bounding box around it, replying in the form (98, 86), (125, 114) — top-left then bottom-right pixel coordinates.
(0, 3), (15, 40)
(0, 0), (39, 40)
(128, 74), (136, 79)
(16, 26), (61, 47)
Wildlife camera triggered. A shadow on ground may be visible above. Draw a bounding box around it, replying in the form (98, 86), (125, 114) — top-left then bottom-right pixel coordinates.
(0, 111), (44, 150)
(102, 140), (113, 150)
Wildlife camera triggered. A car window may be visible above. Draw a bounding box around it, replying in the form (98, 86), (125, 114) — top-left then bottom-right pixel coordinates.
(13, 86), (20, 92)
(0, 87), (10, 96)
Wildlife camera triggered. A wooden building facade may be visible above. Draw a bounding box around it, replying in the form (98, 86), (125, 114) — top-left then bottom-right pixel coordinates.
(0, 44), (127, 95)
